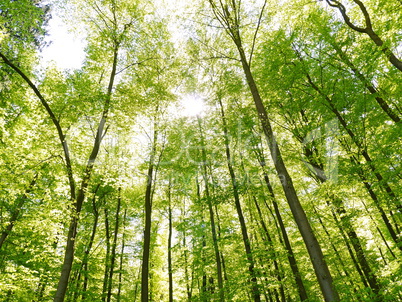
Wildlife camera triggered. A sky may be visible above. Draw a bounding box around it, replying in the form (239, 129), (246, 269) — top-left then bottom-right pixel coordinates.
(40, 11), (86, 70)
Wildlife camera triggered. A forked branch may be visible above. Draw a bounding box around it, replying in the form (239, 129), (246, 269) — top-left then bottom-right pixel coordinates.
(325, 0), (402, 72)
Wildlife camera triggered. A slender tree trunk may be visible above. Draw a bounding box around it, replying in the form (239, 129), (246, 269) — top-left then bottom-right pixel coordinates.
(360, 200), (397, 260)
(300, 134), (381, 297)
(68, 271), (81, 302)
(141, 126), (158, 302)
(201, 169), (224, 301)
(332, 197), (380, 295)
(35, 274), (48, 302)
(167, 181), (174, 302)
(81, 185), (101, 300)
(217, 97), (260, 301)
(197, 117), (225, 302)
(53, 42), (119, 302)
(196, 178), (208, 302)
(102, 208), (111, 302)
(133, 266), (141, 301)
(348, 153), (400, 249)
(256, 157), (308, 301)
(327, 208), (370, 289)
(209, 173), (229, 284)
(310, 205), (361, 295)
(0, 173), (37, 250)
(106, 188), (121, 302)
(117, 209), (127, 302)
(227, 21), (339, 302)
(214, 205), (229, 282)
(252, 196), (286, 302)
(329, 39), (400, 123)
(181, 204), (192, 302)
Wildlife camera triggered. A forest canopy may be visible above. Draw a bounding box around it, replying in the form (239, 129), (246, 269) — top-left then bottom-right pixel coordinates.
(0, 0), (401, 301)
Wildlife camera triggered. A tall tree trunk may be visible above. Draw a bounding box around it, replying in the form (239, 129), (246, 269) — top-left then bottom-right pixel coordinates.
(197, 117), (225, 302)
(181, 204), (192, 302)
(254, 149), (308, 301)
(117, 209), (127, 302)
(214, 205), (229, 283)
(35, 273), (48, 302)
(196, 178), (208, 302)
(102, 208), (111, 302)
(252, 196), (286, 302)
(82, 185), (101, 300)
(106, 188), (122, 302)
(167, 181), (174, 302)
(133, 266), (141, 302)
(217, 97), (261, 301)
(345, 147), (400, 249)
(360, 200), (397, 260)
(328, 39), (400, 123)
(209, 172), (229, 284)
(141, 126), (158, 302)
(310, 204), (361, 294)
(331, 196), (380, 295)
(210, 4), (339, 298)
(53, 42), (119, 302)
(300, 129), (381, 297)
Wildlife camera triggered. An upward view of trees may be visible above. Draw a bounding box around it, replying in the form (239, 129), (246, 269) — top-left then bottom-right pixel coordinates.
(0, 0), (400, 301)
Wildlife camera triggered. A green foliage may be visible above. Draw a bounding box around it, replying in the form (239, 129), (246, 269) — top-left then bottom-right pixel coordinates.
(0, 0), (50, 49)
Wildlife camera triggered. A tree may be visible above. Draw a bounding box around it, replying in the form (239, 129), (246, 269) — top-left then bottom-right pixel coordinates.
(204, 1), (340, 300)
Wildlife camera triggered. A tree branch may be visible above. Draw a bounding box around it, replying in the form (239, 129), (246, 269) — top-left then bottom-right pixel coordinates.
(0, 51), (76, 200)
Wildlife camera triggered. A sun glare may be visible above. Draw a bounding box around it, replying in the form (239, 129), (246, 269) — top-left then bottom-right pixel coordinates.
(180, 94), (205, 117)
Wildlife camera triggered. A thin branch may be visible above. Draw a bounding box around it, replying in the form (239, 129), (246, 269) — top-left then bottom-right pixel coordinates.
(249, 0), (267, 65)
(200, 55), (240, 62)
(85, 115), (97, 138)
(116, 57), (157, 75)
(92, 1), (114, 31)
(192, 35), (239, 62)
